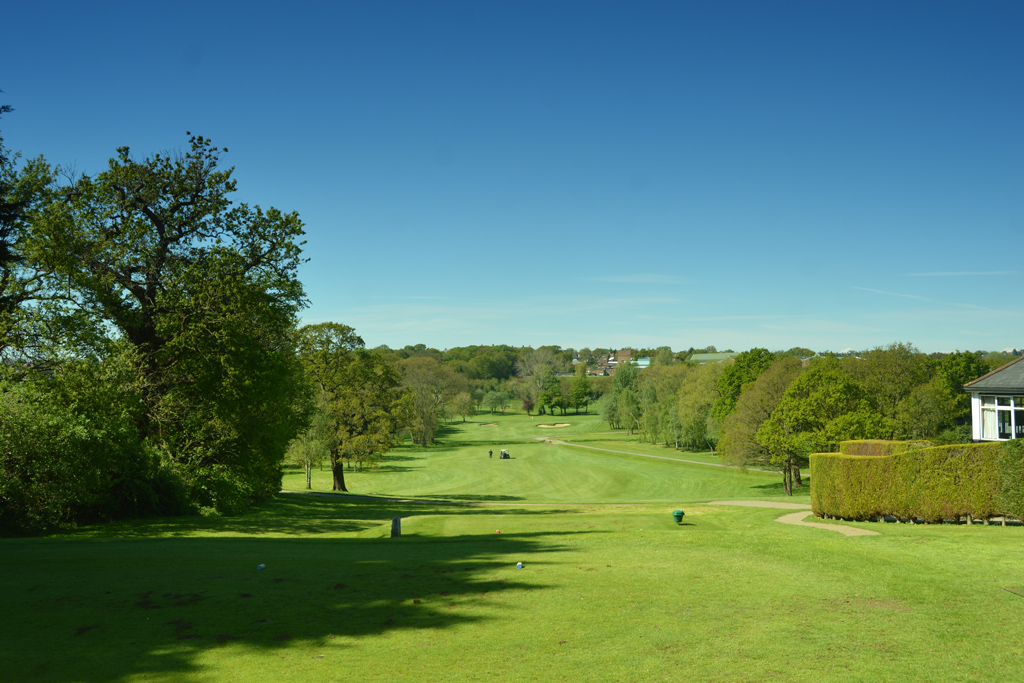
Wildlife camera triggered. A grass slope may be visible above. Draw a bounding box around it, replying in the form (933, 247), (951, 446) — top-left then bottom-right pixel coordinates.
(2, 410), (1020, 682)
(283, 411), (804, 503)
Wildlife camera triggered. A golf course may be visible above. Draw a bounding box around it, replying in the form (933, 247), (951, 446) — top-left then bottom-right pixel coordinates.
(2, 410), (1022, 682)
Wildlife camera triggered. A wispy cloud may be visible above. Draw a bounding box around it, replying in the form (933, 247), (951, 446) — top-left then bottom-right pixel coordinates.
(684, 315), (792, 322)
(853, 287), (934, 302)
(905, 271), (1017, 277)
(583, 274), (682, 285)
(759, 319), (880, 334)
(854, 288), (1024, 318)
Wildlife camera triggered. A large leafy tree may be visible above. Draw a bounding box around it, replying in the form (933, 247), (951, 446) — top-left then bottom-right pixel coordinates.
(719, 356), (804, 471)
(286, 390), (333, 489)
(677, 362), (726, 452)
(517, 347), (562, 398)
(0, 351), (190, 534)
(297, 323), (405, 492)
(401, 356), (459, 445)
(639, 364), (690, 447)
(0, 102), (68, 363)
(711, 348), (777, 422)
(846, 342), (932, 436)
(609, 362), (642, 433)
(29, 135), (309, 510)
(571, 365), (593, 414)
(758, 357), (887, 495)
(467, 345), (519, 380)
(335, 350), (405, 472)
(937, 350), (992, 426)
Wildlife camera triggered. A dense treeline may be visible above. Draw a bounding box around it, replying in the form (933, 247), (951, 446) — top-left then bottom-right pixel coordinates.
(596, 342), (1014, 495)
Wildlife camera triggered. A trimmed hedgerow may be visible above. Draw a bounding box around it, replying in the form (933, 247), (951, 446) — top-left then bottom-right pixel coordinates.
(997, 439), (1024, 521)
(838, 439), (933, 457)
(811, 442), (1003, 522)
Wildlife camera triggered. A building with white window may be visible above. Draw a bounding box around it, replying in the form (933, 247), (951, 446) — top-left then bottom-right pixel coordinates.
(964, 357), (1024, 441)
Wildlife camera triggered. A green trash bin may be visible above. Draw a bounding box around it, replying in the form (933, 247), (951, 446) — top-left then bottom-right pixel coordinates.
(672, 510), (685, 523)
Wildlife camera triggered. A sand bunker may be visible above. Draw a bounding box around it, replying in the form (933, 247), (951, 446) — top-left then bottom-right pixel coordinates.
(480, 423), (498, 427)
(538, 423), (571, 428)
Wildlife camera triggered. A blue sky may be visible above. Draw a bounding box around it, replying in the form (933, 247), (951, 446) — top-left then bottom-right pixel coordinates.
(4, 1), (1022, 353)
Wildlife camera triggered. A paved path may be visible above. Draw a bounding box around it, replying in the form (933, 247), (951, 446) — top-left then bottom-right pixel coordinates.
(706, 500), (880, 537)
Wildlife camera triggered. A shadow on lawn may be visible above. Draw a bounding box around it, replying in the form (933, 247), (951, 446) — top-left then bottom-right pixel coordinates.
(414, 493), (525, 502)
(750, 479), (812, 497)
(70, 493), (577, 537)
(5, 497), (596, 683)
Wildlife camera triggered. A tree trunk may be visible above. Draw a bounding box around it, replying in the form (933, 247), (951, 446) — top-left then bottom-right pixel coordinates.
(783, 460), (792, 496)
(792, 463), (803, 488)
(305, 462), (312, 489)
(331, 453), (348, 492)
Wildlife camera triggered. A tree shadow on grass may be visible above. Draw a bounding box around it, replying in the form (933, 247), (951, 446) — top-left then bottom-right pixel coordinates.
(433, 424), (462, 440)
(413, 494), (525, 502)
(70, 493), (579, 538)
(378, 453), (420, 462)
(2, 509), (598, 683)
(750, 479), (812, 498)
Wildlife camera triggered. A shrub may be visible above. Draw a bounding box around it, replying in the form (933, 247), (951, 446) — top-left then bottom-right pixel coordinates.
(0, 361), (192, 535)
(838, 439), (933, 456)
(811, 441), (1002, 522)
(997, 440), (1024, 521)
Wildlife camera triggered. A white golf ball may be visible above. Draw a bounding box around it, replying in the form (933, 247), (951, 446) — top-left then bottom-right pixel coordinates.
(516, 562), (523, 569)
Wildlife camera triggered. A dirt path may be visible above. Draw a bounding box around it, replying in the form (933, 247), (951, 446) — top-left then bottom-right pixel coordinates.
(707, 500), (880, 537)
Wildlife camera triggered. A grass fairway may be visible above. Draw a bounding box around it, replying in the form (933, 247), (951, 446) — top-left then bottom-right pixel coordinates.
(281, 411), (807, 503)
(3, 410), (1022, 682)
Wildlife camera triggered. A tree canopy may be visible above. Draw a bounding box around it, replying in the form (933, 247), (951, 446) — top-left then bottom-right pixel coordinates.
(2, 131), (312, 526)
(758, 357), (887, 495)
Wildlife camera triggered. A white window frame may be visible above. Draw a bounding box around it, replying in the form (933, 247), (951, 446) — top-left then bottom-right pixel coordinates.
(972, 393), (1024, 441)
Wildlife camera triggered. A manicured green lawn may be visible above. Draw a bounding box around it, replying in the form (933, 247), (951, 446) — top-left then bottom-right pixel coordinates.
(3, 410), (1021, 682)
(282, 410), (805, 503)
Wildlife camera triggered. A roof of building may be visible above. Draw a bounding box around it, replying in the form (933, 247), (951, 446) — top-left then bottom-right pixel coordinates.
(689, 352), (737, 364)
(964, 356), (1024, 394)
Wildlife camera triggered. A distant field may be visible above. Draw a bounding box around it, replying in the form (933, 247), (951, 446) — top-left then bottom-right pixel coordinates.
(3, 409), (1021, 682)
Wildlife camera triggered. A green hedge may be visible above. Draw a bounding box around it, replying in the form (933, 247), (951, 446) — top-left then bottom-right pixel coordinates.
(997, 439), (1024, 520)
(838, 439), (933, 456)
(811, 442), (1004, 522)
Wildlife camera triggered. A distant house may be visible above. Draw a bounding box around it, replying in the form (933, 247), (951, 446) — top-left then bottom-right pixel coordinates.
(588, 354), (613, 376)
(689, 352), (737, 365)
(634, 357), (651, 370)
(614, 348), (635, 365)
(964, 357), (1024, 441)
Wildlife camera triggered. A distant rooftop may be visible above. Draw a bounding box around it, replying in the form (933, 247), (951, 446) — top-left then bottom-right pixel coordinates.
(964, 356), (1024, 394)
(689, 352), (737, 364)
